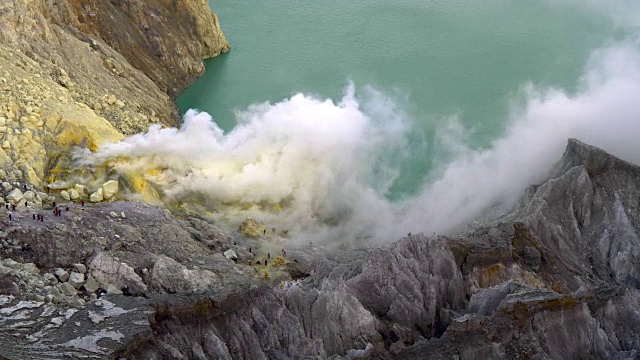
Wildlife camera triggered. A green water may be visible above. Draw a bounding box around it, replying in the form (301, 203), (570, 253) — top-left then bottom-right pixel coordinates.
(178, 0), (617, 198)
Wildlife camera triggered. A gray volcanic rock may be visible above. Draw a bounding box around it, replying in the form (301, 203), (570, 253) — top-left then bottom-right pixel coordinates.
(0, 295), (151, 359)
(88, 252), (146, 295)
(68, 272), (85, 289)
(0, 201), (256, 301)
(113, 139), (640, 360)
(149, 255), (221, 294)
(0, 200), (256, 359)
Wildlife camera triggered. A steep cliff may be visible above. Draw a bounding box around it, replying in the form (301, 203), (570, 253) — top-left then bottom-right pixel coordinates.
(0, 0), (228, 187)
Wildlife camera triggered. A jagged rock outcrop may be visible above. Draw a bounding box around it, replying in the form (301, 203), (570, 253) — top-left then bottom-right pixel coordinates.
(113, 139), (640, 359)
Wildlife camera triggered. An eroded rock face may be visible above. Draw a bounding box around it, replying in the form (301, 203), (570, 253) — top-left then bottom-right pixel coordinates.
(0, 0), (228, 187)
(114, 140), (640, 360)
(46, 0), (229, 97)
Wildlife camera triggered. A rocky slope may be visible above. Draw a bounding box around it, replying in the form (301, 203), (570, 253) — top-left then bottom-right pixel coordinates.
(0, 200), (265, 359)
(0, 0), (228, 187)
(110, 139), (640, 359)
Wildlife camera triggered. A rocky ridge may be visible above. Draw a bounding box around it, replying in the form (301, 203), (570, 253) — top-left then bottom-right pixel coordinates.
(111, 139), (640, 360)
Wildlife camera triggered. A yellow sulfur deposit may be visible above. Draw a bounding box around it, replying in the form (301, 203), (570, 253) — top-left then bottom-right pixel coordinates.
(273, 256), (285, 267)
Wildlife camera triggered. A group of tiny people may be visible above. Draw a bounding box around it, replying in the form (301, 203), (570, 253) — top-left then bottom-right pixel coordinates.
(248, 247), (287, 267)
(6, 197), (86, 222)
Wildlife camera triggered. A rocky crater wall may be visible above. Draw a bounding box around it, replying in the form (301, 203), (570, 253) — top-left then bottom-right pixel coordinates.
(0, 0), (228, 187)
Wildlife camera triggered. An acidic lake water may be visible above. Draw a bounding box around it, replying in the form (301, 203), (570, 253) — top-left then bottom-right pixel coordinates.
(168, 1), (640, 241)
(178, 1), (618, 196)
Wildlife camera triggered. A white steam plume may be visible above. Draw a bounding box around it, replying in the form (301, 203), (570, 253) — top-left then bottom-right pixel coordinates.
(83, 42), (640, 246)
(399, 43), (640, 236)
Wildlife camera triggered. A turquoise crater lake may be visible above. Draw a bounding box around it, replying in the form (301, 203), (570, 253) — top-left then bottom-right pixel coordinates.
(178, 0), (621, 199)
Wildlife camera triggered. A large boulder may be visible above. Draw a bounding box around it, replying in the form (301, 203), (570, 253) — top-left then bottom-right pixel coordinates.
(54, 268), (69, 282)
(6, 189), (23, 204)
(149, 256), (219, 294)
(83, 276), (100, 293)
(68, 272), (85, 289)
(102, 180), (119, 199)
(43, 273), (58, 286)
(88, 252), (147, 295)
(56, 282), (77, 297)
(2, 258), (21, 269)
(73, 263), (87, 274)
(223, 249), (238, 261)
(60, 190), (70, 201)
(74, 184), (86, 197)
(68, 188), (80, 200)
(239, 218), (265, 239)
(89, 188), (104, 203)
(23, 191), (35, 202)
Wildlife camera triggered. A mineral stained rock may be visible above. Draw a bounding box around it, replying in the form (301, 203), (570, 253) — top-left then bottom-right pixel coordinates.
(0, 0), (228, 187)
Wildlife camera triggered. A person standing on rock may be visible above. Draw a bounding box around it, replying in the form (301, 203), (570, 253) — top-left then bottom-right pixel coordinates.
(267, 253), (270, 259)
(81, 201), (85, 207)
(32, 214), (35, 220)
(8, 213), (12, 221)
